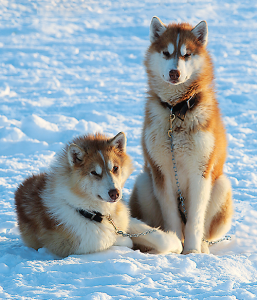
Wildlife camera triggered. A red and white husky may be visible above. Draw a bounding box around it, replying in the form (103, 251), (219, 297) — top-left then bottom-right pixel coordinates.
(15, 132), (182, 257)
(129, 17), (233, 254)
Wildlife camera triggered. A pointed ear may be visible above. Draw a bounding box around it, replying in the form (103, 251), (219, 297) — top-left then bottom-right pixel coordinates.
(109, 132), (126, 153)
(191, 20), (208, 46)
(67, 143), (86, 167)
(150, 16), (167, 43)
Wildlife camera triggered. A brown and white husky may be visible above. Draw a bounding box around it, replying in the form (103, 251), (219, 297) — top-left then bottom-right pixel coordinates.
(129, 17), (233, 254)
(15, 132), (182, 257)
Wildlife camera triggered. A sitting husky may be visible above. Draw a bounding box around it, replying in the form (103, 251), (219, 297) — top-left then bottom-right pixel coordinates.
(129, 17), (233, 254)
(15, 132), (182, 257)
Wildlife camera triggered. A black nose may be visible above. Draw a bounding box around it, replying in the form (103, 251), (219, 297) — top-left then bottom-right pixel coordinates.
(169, 69), (180, 80)
(108, 189), (120, 201)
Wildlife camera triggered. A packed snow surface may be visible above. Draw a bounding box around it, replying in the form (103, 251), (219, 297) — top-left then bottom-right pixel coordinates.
(0, 0), (257, 299)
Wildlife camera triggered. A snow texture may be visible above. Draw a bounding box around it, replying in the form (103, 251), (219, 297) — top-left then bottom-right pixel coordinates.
(0, 0), (257, 299)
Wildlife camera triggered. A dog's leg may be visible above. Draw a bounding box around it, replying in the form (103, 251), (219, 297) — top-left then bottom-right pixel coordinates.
(183, 175), (212, 254)
(157, 177), (183, 241)
(204, 174), (233, 243)
(130, 171), (183, 245)
(129, 217), (182, 254)
(129, 171), (164, 229)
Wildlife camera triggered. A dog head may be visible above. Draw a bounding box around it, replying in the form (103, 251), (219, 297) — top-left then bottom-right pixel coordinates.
(146, 16), (208, 86)
(66, 132), (133, 203)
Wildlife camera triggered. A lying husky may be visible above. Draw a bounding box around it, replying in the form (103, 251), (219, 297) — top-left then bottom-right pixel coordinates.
(15, 132), (182, 257)
(129, 17), (233, 254)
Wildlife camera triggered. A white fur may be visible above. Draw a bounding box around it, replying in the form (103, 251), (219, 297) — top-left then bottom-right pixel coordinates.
(40, 132), (182, 256)
(43, 184), (120, 254)
(98, 172), (121, 202)
(177, 53), (204, 84)
(148, 105), (216, 250)
(95, 164), (102, 176)
(204, 175), (232, 240)
(108, 160), (113, 171)
(148, 21), (206, 88)
(129, 217), (182, 254)
(139, 102), (230, 253)
(95, 151), (122, 202)
(167, 43), (174, 56)
(180, 44), (187, 56)
(130, 17), (232, 255)
(98, 150), (106, 167)
(149, 46), (204, 86)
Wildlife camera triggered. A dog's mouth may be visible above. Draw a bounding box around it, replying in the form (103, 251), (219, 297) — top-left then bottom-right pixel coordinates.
(97, 195), (120, 203)
(167, 75), (189, 85)
(107, 198), (119, 203)
(168, 79), (180, 85)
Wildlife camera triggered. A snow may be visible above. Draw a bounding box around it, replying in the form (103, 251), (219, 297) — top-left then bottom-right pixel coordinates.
(0, 0), (257, 298)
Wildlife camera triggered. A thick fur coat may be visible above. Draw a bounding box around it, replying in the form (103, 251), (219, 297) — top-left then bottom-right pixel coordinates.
(15, 132), (182, 257)
(129, 17), (233, 254)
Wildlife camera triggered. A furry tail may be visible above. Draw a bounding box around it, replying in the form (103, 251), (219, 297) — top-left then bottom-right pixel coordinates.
(129, 217), (182, 254)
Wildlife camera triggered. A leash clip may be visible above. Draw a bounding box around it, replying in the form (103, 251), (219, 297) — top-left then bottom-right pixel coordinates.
(186, 95), (195, 109)
(90, 212), (96, 220)
(168, 112), (175, 137)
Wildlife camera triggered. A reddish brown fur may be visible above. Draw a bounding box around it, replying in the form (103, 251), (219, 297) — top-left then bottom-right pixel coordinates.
(144, 23), (225, 184)
(57, 133), (132, 198)
(130, 19), (233, 253)
(129, 188), (143, 221)
(145, 23), (215, 104)
(142, 139), (165, 189)
(15, 133), (134, 257)
(15, 174), (79, 257)
(65, 133), (128, 174)
(208, 189), (233, 241)
(203, 108), (228, 182)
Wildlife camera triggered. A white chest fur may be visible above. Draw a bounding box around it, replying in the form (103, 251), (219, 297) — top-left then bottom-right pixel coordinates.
(144, 101), (215, 193)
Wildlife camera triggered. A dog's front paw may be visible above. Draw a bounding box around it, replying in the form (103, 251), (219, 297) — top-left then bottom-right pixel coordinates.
(182, 249), (200, 255)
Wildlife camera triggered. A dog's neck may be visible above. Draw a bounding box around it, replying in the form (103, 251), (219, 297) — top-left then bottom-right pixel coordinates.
(159, 92), (200, 121)
(77, 209), (104, 223)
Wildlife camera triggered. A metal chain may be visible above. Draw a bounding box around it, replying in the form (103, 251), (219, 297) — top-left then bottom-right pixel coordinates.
(167, 110), (231, 245)
(202, 235), (232, 246)
(106, 215), (156, 238)
(168, 112), (187, 223)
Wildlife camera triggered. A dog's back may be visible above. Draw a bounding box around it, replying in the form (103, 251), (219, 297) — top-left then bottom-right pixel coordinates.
(15, 173), (80, 257)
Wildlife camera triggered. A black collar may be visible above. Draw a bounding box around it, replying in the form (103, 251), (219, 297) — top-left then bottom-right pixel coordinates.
(160, 94), (197, 121)
(77, 209), (104, 223)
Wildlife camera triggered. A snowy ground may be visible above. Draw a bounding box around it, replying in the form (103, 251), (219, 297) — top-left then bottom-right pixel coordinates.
(0, 0), (257, 299)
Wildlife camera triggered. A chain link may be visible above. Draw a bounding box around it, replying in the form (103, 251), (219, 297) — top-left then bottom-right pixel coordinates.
(202, 235), (232, 245)
(106, 215), (157, 238)
(168, 112), (187, 223)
